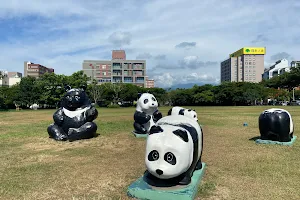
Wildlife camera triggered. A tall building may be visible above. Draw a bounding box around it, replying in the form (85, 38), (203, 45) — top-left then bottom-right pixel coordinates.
(82, 50), (147, 87)
(262, 59), (290, 80)
(221, 47), (266, 83)
(24, 61), (54, 78)
(145, 76), (155, 88)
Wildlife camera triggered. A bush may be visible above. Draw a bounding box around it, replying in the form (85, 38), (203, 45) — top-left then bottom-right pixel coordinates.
(107, 104), (120, 108)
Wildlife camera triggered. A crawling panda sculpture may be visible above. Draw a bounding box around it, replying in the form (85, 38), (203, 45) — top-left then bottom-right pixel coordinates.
(259, 108), (294, 142)
(168, 106), (198, 121)
(144, 115), (203, 186)
(47, 85), (98, 142)
(133, 93), (162, 134)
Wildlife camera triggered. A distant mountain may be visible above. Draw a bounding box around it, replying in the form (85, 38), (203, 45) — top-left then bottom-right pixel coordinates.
(163, 82), (217, 90)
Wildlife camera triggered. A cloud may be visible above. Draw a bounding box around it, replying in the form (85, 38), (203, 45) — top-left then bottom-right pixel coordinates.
(251, 34), (269, 44)
(108, 31), (132, 46)
(0, 0), (299, 88)
(152, 72), (218, 88)
(136, 53), (152, 59)
(179, 56), (219, 69)
(270, 52), (294, 62)
(175, 42), (197, 49)
(154, 54), (166, 60)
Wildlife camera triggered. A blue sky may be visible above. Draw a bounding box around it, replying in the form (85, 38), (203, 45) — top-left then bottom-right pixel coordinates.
(0, 0), (300, 88)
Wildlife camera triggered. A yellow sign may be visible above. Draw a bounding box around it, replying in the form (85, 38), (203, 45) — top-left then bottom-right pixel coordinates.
(230, 47), (266, 57)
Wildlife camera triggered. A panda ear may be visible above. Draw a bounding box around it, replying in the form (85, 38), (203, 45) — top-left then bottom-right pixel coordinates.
(149, 125), (163, 135)
(188, 109), (192, 111)
(80, 85), (87, 91)
(193, 109), (196, 111)
(65, 85), (71, 91)
(173, 129), (188, 142)
(137, 93), (142, 99)
(179, 109), (185, 115)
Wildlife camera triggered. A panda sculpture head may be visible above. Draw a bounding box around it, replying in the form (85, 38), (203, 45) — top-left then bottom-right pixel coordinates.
(145, 124), (194, 179)
(136, 93), (158, 114)
(184, 109), (198, 122)
(60, 85), (91, 111)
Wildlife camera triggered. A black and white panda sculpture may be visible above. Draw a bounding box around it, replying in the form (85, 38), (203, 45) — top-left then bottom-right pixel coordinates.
(168, 106), (198, 122)
(144, 115), (203, 186)
(259, 108), (294, 142)
(47, 85), (98, 142)
(133, 93), (162, 134)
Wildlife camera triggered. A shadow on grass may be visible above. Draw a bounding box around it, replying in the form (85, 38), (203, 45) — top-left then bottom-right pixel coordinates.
(249, 136), (260, 141)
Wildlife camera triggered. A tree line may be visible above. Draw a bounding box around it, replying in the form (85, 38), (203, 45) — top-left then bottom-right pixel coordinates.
(1, 66), (300, 110)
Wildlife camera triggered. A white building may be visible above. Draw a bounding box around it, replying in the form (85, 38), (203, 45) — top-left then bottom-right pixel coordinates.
(262, 59), (290, 80)
(0, 70), (22, 87)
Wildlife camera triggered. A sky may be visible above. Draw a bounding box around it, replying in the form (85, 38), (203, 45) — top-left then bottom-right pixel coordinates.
(0, 0), (300, 88)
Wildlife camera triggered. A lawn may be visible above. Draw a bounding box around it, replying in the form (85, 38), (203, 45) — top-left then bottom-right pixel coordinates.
(0, 106), (300, 200)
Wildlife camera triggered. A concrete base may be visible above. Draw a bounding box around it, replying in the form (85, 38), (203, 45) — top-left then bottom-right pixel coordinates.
(256, 136), (297, 146)
(132, 131), (148, 138)
(127, 163), (206, 200)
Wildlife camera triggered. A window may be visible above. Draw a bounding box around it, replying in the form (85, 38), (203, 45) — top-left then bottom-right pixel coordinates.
(102, 65), (106, 69)
(245, 62), (248, 65)
(253, 62), (256, 64)
(102, 72), (106, 76)
(249, 62), (252, 65)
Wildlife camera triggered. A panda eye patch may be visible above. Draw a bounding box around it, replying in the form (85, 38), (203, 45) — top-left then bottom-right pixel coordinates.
(151, 97), (156, 101)
(194, 115), (196, 118)
(164, 152), (176, 165)
(144, 99), (149, 104)
(148, 150), (159, 161)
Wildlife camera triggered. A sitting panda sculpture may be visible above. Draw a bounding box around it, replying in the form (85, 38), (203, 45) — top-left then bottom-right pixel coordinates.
(133, 93), (163, 134)
(258, 108), (294, 142)
(168, 106), (198, 122)
(144, 115), (203, 186)
(47, 85), (98, 142)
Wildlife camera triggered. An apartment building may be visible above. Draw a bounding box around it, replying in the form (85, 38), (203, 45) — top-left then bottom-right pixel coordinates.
(82, 50), (147, 87)
(221, 47), (266, 83)
(291, 61), (300, 67)
(0, 70), (22, 87)
(24, 61), (54, 78)
(262, 59), (290, 80)
(145, 76), (155, 88)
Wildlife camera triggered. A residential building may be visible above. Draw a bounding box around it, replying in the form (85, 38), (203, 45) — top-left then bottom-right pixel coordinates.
(24, 61), (54, 78)
(221, 47), (266, 83)
(0, 70), (22, 87)
(262, 59), (290, 80)
(145, 76), (155, 88)
(82, 50), (147, 87)
(291, 61), (300, 67)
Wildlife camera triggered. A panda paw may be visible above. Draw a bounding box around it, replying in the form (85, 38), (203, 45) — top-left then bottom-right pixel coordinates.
(178, 176), (191, 185)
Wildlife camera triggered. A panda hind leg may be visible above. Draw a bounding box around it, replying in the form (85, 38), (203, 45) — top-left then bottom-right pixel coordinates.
(195, 159), (203, 170)
(178, 174), (192, 185)
(47, 124), (68, 141)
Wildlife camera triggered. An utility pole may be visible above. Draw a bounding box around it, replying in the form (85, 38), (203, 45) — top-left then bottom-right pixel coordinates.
(293, 87), (295, 101)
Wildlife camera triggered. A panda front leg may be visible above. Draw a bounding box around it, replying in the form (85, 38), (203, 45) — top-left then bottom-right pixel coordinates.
(47, 123), (68, 141)
(68, 122), (98, 142)
(133, 122), (147, 134)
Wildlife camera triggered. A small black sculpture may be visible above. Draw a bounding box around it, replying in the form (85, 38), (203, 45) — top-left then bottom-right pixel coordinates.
(47, 85), (98, 142)
(258, 108), (294, 142)
(133, 93), (162, 134)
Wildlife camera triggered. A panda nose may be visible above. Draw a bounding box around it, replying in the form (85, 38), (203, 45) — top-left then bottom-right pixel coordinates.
(152, 103), (154, 106)
(156, 169), (163, 175)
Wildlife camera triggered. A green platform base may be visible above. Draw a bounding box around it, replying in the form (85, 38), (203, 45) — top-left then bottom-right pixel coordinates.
(132, 131), (148, 138)
(127, 163), (206, 200)
(256, 136), (297, 146)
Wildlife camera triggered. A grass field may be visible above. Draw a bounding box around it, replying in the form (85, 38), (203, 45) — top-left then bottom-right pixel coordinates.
(0, 106), (300, 200)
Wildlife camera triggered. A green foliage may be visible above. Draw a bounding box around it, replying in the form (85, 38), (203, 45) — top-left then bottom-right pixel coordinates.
(107, 104), (120, 108)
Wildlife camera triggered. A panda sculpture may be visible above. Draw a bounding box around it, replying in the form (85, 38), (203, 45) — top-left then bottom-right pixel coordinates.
(258, 108), (294, 142)
(168, 106), (198, 122)
(144, 115), (203, 186)
(47, 85), (98, 142)
(133, 93), (163, 134)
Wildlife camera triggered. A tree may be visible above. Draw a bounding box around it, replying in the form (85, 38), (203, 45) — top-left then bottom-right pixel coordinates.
(87, 80), (104, 103)
(102, 83), (124, 104)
